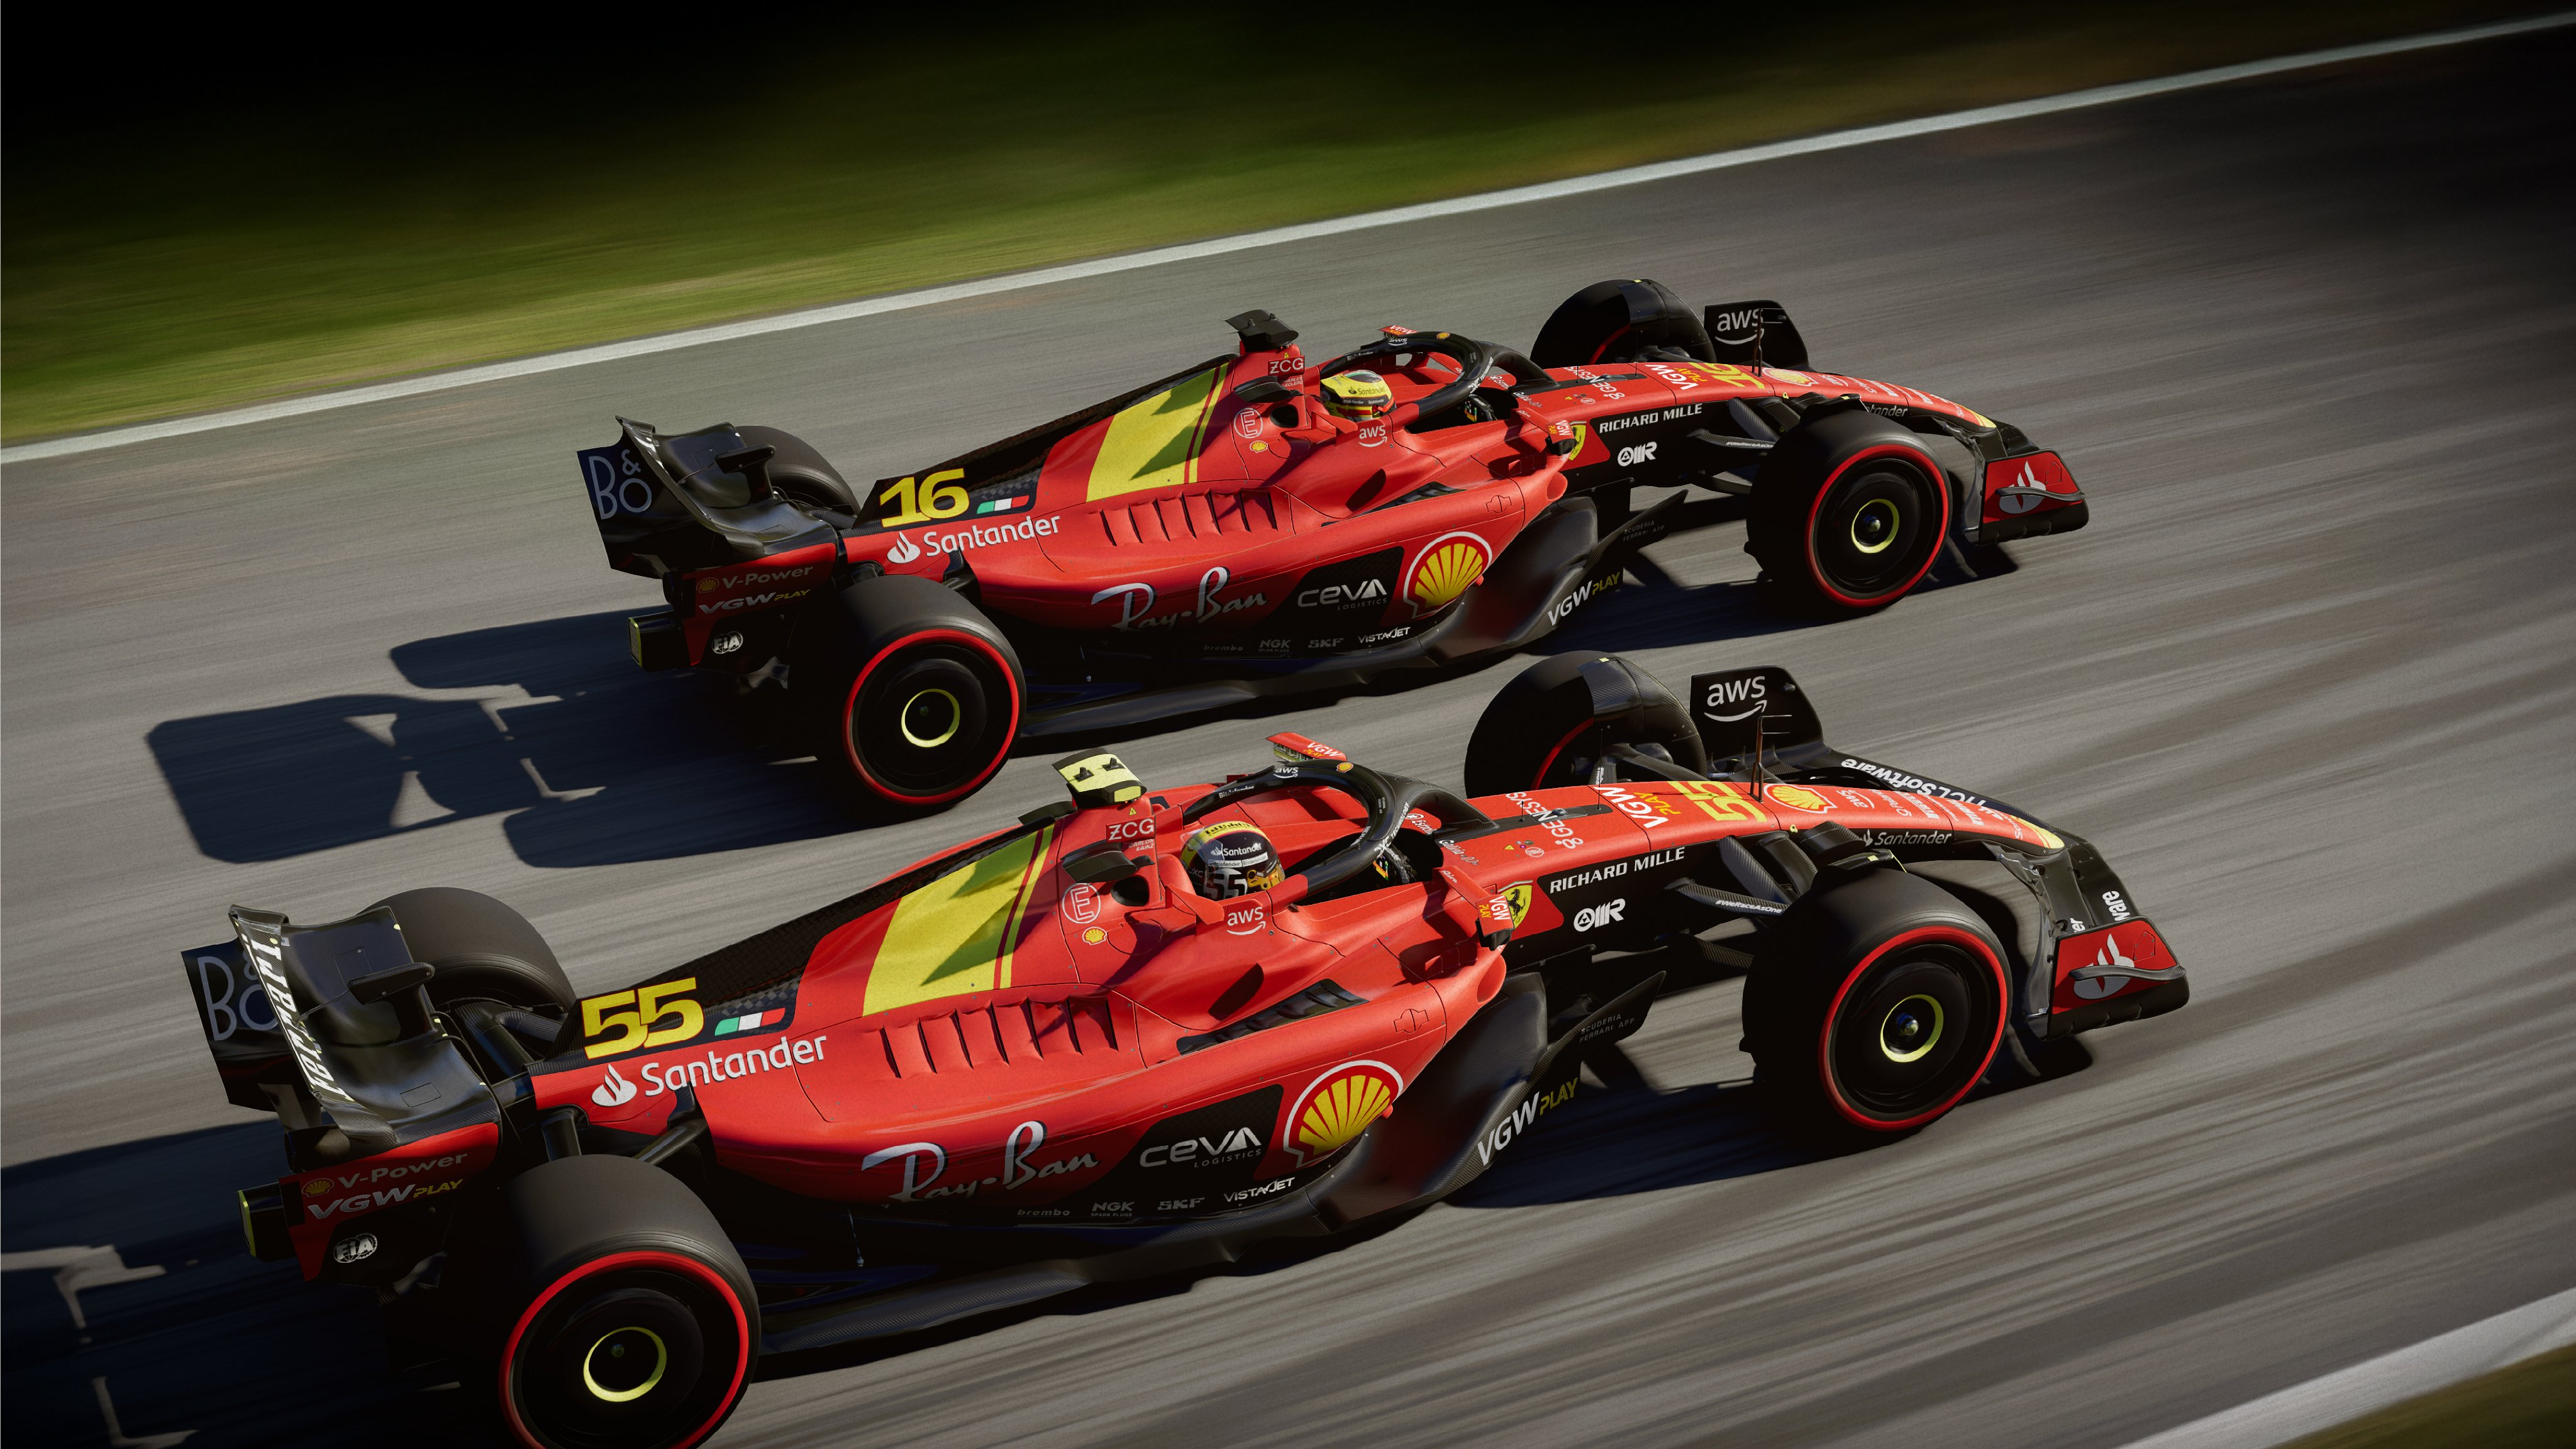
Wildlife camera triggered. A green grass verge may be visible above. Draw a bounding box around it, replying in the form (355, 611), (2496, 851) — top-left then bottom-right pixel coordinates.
(2279, 1342), (2576, 1449)
(0, 1), (2551, 441)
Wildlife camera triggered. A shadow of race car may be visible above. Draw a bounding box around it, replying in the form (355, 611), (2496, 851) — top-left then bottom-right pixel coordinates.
(180, 652), (2171, 1449)
(579, 279), (2090, 811)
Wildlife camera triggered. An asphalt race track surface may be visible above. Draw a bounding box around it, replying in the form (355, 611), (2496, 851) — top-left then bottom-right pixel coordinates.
(6, 32), (2573, 1449)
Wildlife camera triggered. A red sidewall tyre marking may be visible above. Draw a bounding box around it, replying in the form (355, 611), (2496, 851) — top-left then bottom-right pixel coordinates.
(1816, 924), (2005, 1131)
(1800, 443), (1951, 609)
(840, 627), (1021, 806)
(1529, 714), (1599, 789)
(499, 1248), (751, 1449)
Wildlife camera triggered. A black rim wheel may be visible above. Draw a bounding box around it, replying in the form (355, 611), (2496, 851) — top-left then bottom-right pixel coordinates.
(510, 1273), (740, 1449)
(1810, 461), (1936, 602)
(1826, 943), (1994, 1124)
(846, 644), (1011, 800)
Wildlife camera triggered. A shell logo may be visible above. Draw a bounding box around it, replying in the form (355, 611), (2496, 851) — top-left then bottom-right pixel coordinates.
(1763, 784), (1831, 813)
(1404, 531), (1492, 616)
(1285, 1060), (1404, 1164)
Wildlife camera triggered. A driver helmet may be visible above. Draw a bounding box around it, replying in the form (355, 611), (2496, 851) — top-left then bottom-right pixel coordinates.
(1320, 370), (1394, 420)
(1179, 819), (1285, 899)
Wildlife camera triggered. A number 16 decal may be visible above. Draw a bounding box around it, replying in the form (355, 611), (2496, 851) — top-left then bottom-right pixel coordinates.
(875, 468), (970, 526)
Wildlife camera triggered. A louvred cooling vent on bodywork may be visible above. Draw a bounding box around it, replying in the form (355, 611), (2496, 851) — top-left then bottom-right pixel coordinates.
(867, 995), (1120, 1079)
(1097, 489), (1284, 547)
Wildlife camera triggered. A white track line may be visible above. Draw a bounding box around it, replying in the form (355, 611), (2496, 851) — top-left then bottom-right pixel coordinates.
(8, 9), (2571, 466)
(2119, 1284), (2576, 1449)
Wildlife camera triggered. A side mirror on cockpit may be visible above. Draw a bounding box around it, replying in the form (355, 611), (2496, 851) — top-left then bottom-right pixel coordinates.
(1065, 847), (1143, 887)
(1232, 377), (1307, 431)
(1065, 844), (1153, 909)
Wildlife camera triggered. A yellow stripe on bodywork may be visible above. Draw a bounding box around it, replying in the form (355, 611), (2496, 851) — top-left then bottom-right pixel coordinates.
(863, 826), (1054, 1014)
(1086, 365), (1226, 501)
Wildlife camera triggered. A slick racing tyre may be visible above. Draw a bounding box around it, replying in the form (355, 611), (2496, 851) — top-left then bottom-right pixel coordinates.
(482, 1156), (757, 1449)
(1743, 869), (2008, 1144)
(798, 574), (1023, 813)
(733, 425), (858, 519)
(370, 887), (576, 1020)
(1463, 652), (1707, 796)
(1530, 278), (1716, 366)
(1747, 411), (1951, 617)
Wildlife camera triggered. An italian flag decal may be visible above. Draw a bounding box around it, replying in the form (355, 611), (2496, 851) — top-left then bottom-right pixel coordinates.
(713, 1008), (786, 1036)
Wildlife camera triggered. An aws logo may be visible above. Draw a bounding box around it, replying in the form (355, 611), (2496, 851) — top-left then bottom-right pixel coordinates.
(1284, 1061), (1403, 1165)
(1701, 674), (1768, 723)
(1403, 532), (1491, 616)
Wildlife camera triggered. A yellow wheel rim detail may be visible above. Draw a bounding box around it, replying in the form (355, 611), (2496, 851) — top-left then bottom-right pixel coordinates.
(581, 1327), (669, 1404)
(1850, 499), (1901, 555)
(1879, 994), (1945, 1063)
(899, 688), (962, 748)
(1296, 1072), (1396, 1158)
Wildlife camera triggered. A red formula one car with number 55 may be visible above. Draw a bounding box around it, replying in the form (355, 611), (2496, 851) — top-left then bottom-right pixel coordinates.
(182, 652), (2174, 1449)
(578, 279), (2090, 812)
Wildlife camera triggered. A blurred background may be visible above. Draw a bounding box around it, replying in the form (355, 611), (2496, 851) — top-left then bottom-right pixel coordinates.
(1, 0), (2549, 440)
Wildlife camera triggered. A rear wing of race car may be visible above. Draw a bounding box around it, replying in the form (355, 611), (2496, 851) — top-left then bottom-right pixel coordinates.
(575, 418), (840, 579)
(182, 908), (505, 1274)
(182, 907), (497, 1155)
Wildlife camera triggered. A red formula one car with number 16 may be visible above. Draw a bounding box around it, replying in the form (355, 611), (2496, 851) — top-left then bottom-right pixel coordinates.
(183, 652), (2175, 1449)
(577, 279), (2090, 812)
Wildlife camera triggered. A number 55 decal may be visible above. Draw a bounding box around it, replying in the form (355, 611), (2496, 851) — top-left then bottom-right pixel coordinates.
(581, 977), (704, 1060)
